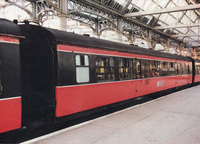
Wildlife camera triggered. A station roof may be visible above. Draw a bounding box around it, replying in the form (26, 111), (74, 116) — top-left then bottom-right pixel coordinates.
(124, 0), (200, 46)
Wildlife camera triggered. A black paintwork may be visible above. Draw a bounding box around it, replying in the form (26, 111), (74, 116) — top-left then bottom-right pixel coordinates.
(19, 24), (56, 130)
(0, 18), (22, 37)
(47, 28), (191, 62)
(57, 51), (76, 86)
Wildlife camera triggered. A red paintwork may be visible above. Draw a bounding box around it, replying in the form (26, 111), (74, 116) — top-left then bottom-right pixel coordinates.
(56, 44), (192, 117)
(0, 97), (21, 133)
(57, 44), (190, 63)
(0, 36), (19, 43)
(194, 75), (200, 83)
(56, 75), (192, 117)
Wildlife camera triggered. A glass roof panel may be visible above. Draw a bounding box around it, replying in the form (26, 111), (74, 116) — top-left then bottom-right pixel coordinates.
(191, 27), (198, 33)
(176, 28), (188, 34)
(132, 0), (144, 7)
(114, 0), (126, 6)
(158, 0), (169, 7)
(166, 1), (176, 8)
(143, 0), (154, 10)
(180, 15), (191, 24)
(186, 11), (197, 22)
(178, 0), (188, 6)
(162, 14), (175, 24)
(159, 13), (168, 22)
(139, 1), (146, 8)
(169, 18), (177, 25)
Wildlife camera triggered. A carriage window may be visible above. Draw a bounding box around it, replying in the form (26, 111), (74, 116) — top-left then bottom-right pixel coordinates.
(161, 62), (169, 76)
(136, 60), (141, 78)
(169, 62), (175, 76)
(119, 58), (133, 80)
(186, 64), (189, 74)
(196, 63), (200, 75)
(189, 63), (192, 74)
(144, 60), (150, 78)
(195, 64), (198, 75)
(151, 61), (160, 77)
(198, 65), (200, 75)
(96, 56), (115, 82)
(76, 55), (89, 83)
(0, 59), (2, 94)
(188, 63), (191, 74)
(175, 63), (178, 75)
(178, 63), (183, 75)
(183, 63), (187, 74)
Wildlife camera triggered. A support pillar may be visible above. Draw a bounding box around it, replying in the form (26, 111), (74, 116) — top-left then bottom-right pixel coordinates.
(147, 30), (152, 49)
(117, 19), (123, 43)
(60, 15), (67, 31)
(165, 38), (170, 53)
(128, 32), (134, 44)
(32, 2), (37, 19)
(59, 0), (68, 31)
(95, 19), (100, 38)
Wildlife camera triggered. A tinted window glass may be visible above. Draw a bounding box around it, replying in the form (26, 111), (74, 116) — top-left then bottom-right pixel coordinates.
(96, 57), (115, 82)
(136, 60), (141, 78)
(144, 60), (150, 78)
(169, 62), (175, 75)
(119, 58), (133, 80)
(162, 62), (169, 76)
(151, 61), (160, 77)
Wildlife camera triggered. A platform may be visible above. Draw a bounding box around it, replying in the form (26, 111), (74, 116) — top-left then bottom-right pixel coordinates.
(22, 85), (200, 144)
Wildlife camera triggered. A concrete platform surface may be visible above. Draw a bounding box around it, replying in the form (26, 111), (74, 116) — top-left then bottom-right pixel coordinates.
(22, 85), (200, 144)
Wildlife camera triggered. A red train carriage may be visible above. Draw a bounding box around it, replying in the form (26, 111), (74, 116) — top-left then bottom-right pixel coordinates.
(55, 44), (193, 117)
(45, 29), (193, 117)
(0, 18), (198, 138)
(0, 19), (22, 133)
(19, 24), (194, 121)
(19, 23), (193, 127)
(194, 59), (200, 83)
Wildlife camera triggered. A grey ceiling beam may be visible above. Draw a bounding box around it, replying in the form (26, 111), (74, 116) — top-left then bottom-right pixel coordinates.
(171, 33), (200, 37)
(125, 4), (200, 17)
(154, 23), (200, 29)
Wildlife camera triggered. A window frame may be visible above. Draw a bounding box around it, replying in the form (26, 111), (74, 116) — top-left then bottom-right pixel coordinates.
(75, 54), (90, 83)
(169, 62), (175, 76)
(118, 58), (133, 80)
(144, 60), (150, 78)
(95, 56), (115, 82)
(151, 60), (161, 77)
(161, 61), (169, 76)
(136, 59), (142, 79)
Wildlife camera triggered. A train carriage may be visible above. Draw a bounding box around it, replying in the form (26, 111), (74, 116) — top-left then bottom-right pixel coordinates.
(0, 18), (199, 139)
(9, 21), (197, 127)
(44, 28), (193, 118)
(0, 19), (22, 134)
(194, 59), (200, 83)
